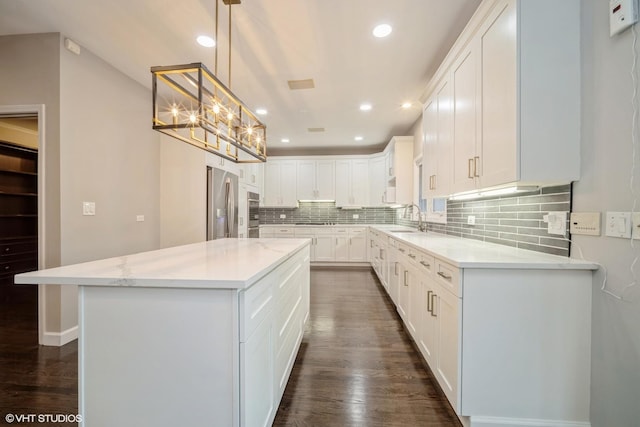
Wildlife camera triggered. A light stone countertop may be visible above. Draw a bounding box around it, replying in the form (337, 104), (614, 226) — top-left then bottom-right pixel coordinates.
(14, 238), (311, 289)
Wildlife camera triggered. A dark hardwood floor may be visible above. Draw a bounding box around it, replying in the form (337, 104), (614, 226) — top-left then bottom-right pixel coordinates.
(0, 268), (459, 427)
(273, 267), (460, 427)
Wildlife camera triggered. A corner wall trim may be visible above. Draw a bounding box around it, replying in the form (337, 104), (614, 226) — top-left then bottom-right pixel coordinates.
(41, 325), (78, 347)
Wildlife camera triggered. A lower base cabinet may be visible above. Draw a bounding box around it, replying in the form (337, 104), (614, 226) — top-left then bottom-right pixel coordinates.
(374, 230), (592, 427)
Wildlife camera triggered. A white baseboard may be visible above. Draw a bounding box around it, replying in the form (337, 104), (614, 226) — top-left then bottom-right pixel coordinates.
(40, 325), (78, 346)
(470, 416), (590, 427)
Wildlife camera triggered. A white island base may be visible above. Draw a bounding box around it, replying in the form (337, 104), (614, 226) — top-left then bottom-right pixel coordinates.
(17, 239), (311, 427)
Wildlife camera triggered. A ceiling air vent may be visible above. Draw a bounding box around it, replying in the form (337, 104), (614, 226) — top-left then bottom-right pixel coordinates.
(288, 79), (315, 90)
(307, 128), (325, 133)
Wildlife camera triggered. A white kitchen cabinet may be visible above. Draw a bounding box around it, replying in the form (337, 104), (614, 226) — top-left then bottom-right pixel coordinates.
(335, 159), (369, 207)
(294, 228), (317, 261)
(240, 162), (263, 188)
(425, 0), (580, 196)
(348, 228), (368, 262)
(314, 234), (335, 262)
(422, 78), (452, 198)
(368, 155), (386, 206)
(296, 159), (335, 201)
(384, 136), (414, 204)
(264, 160), (297, 207)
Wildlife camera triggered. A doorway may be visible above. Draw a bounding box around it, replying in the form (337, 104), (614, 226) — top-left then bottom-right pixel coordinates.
(0, 107), (43, 343)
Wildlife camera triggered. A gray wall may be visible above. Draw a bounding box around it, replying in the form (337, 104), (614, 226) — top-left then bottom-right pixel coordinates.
(577, 1), (640, 425)
(0, 33), (63, 333)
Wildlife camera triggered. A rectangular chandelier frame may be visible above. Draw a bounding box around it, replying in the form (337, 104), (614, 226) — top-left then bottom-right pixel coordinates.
(151, 62), (266, 163)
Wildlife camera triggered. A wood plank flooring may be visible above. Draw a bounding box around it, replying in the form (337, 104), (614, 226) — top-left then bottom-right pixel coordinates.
(273, 267), (461, 426)
(0, 268), (460, 426)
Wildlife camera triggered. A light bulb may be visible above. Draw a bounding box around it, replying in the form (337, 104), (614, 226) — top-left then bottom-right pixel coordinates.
(247, 127), (253, 135)
(227, 112), (233, 121)
(171, 105), (179, 116)
(256, 136), (261, 143)
(212, 104), (220, 115)
(189, 113), (197, 124)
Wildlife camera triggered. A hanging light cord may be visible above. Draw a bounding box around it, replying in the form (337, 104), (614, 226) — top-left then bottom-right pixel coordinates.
(228, 1), (232, 89)
(214, 0), (219, 75)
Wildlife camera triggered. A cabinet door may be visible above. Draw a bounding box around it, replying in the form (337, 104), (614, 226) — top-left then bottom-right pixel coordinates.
(280, 161), (297, 206)
(422, 98), (438, 199)
(315, 160), (335, 200)
(334, 160), (351, 206)
(419, 276), (438, 365)
(368, 156), (386, 206)
(348, 234), (367, 262)
(435, 287), (460, 411)
(397, 263), (410, 321)
(478, 0), (517, 188)
(351, 159), (369, 206)
(388, 252), (400, 306)
(263, 162), (281, 206)
(296, 160), (315, 200)
(240, 317), (274, 427)
(407, 266), (422, 340)
(314, 235), (335, 262)
(436, 79), (453, 196)
(335, 236), (349, 262)
(451, 46), (479, 194)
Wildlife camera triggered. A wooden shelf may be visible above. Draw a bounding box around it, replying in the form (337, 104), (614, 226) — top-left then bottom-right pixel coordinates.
(0, 169), (37, 176)
(0, 190), (37, 197)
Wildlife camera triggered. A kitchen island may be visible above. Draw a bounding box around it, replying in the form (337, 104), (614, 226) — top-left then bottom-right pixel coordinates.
(15, 238), (311, 427)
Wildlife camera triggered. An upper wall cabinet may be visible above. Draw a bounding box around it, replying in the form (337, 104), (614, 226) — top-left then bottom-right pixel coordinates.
(384, 136), (414, 205)
(296, 160), (335, 201)
(335, 159), (369, 207)
(263, 159), (297, 207)
(424, 0), (581, 195)
(423, 78), (453, 198)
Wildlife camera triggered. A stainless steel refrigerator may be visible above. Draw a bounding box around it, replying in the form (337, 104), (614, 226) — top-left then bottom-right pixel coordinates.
(206, 167), (238, 240)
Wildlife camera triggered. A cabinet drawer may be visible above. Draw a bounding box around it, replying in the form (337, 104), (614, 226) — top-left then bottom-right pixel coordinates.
(0, 258), (38, 279)
(333, 228), (349, 235)
(272, 227), (295, 237)
(0, 239), (37, 256)
(240, 274), (275, 342)
(314, 228), (334, 235)
(294, 228), (317, 237)
(349, 228), (366, 235)
(434, 259), (461, 297)
(418, 253), (435, 275)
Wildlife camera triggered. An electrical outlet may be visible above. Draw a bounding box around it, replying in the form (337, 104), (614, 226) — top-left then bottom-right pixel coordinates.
(545, 211), (567, 236)
(279, 214), (286, 219)
(353, 214), (359, 219)
(467, 215), (476, 225)
(605, 211), (632, 238)
(136, 215), (145, 222)
(570, 212), (601, 236)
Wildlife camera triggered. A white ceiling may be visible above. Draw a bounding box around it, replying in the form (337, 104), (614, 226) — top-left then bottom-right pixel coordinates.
(0, 0), (482, 155)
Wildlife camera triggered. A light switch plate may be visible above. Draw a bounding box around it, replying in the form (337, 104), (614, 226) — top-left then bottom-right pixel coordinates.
(570, 212), (601, 236)
(467, 215), (476, 225)
(605, 211), (632, 238)
(136, 215), (145, 222)
(82, 201), (95, 216)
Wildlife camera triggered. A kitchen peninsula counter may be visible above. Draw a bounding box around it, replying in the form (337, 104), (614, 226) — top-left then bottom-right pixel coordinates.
(16, 238), (311, 427)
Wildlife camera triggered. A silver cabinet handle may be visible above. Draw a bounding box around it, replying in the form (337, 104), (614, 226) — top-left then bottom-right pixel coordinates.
(380, 249), (385, 260)
(431, 292), (437, 317)
(437, 271), (452, 281)
(370, 240), (374, 248)
(468, 158), (474, 179)
(395, 262), (399, 276)
(403, 270), (408, 287)
(427, 290), (433, 313)
(420, 260), (431, 268)
(474, 156), (480, 178)
(399, 248), (406, 253)
(408, 253), (416, 259)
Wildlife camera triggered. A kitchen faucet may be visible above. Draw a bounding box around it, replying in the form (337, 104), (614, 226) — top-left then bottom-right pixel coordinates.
(405, 204), (427, 232)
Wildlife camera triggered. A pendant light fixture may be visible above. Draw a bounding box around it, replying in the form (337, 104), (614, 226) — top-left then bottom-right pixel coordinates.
(150, 0), (266, 163)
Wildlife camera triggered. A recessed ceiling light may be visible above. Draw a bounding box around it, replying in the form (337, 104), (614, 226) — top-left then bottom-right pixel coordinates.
(355, 136), (364, 141)
(281, 138), (290, 143)
(402, 102), (412, 109)
(360, 103), (372, 111)
(373, 24), (392, 38)
(196, 35), (215, 47)
(256, 108), (267, 115)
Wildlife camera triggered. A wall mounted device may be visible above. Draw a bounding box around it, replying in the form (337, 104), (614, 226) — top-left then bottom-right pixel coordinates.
(610, 0), (638, 36)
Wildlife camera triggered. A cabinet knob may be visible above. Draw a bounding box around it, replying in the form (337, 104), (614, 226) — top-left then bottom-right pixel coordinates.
(4, 266), (9, 271)
(4, 248), (9, 252)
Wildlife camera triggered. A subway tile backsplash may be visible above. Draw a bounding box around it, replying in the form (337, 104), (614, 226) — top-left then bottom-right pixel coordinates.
(260, 202), (395, 225)
(261, 185), (572, 257)
(397, 184), (572, 256)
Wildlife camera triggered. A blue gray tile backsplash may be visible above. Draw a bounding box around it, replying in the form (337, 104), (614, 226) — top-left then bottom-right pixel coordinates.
(260, 184), (572, 256)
